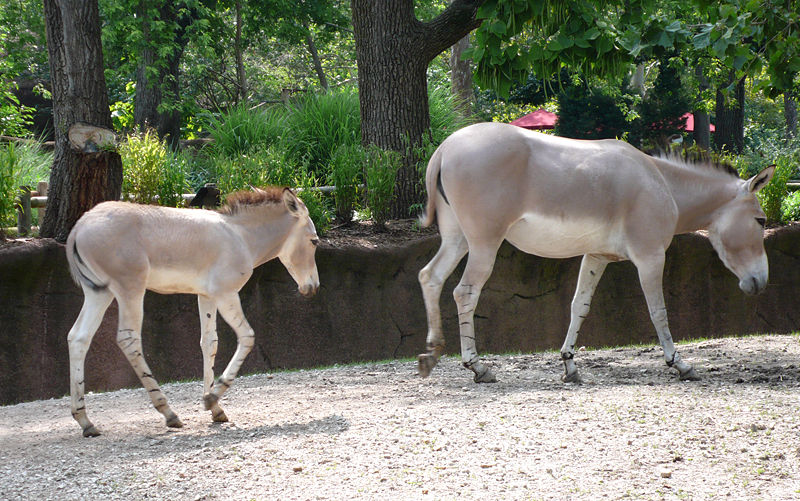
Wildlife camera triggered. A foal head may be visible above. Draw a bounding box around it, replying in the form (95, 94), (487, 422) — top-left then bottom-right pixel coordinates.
(277, 188), (320, 297)
(706, 166), (774, 295)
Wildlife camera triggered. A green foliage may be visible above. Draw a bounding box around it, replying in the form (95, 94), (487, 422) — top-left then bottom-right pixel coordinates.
(199, 146), (294, 197)
(428, 85), (474, 144)
(110, 82), (136, 132)
(735, 150), (798, 225)
(0, 80), (34, 137)
(120, 130), (189, 206)
(284, 87), (361, 176)
(0, 144), (19, 230)
(781, 190), (800, 223)
(327, 144), (364, 223)
(631, 56), (691, 148)
(555, 83), (628, 140)
(363, 146), (401, 228)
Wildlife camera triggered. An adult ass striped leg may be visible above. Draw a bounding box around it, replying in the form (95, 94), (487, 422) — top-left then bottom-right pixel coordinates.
(202, 293), (255, 415)
(418, 203), (468, 377)
(559, 254), (609, 383)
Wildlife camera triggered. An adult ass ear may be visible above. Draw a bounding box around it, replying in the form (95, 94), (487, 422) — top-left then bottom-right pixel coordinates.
(282, 188), (308, 218)
(746, 165), (775, 194)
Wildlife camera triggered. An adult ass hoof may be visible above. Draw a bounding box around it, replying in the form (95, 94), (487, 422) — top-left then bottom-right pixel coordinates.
(561, 371), (583, 384)
(418, 353), (439, 378)
(679, 367), (701, 381)
(82, 425), (101, 438)
(473, 367), (497, 384)
(166, 414), (184, 428)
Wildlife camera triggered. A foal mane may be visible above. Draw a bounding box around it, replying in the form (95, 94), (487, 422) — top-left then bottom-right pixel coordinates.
(218, 186), (287, 215)
(653, 148), (739, 179)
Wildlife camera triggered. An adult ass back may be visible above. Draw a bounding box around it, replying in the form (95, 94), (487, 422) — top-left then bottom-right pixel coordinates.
(417, 122), (773, 384)
(66, 187), (320, 437)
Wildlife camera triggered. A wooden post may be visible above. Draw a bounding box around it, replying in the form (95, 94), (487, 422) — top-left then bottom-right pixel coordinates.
(36, 181), (48, 226)
(17, 186), (32, 236)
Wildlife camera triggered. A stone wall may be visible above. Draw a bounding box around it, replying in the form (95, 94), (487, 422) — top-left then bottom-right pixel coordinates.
(2, 226), (799, 405)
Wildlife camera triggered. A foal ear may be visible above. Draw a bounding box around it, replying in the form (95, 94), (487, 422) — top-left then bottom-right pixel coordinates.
(282, 188), (308, 217)
(746, 165), (775, 194)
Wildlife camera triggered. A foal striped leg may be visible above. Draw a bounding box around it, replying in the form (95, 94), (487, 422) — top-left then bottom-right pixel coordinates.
(560, 254), (608, 383)
(203, 293), (255, 415)
(198, 295), (227, 422)
(68, 287), (114, 437)
(116, 292), (183, 428)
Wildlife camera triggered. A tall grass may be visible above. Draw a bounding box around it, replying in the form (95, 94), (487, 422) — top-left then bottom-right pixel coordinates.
(284, 87), (361, 176)
(0, 140), (52, 229)
(206, 103), (287, 157)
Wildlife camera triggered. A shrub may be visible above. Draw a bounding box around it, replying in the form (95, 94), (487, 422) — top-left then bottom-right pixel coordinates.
(327, 144), (364, 223)
(120, 130), (189, 206)
(0, 144), (18, 231)
(0, 140), (52, 231)
(363, 146), (401, 228)
(781, 190), (800, 222)
(294, 170), (333, 235)
(745, 155), (796, 225)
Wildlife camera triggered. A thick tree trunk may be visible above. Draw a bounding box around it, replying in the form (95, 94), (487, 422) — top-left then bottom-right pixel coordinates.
(133, 1), (191, 150)
(41, 0), (122, 243)
(785, 92), (797, 140)
(450, 34), (472, 116)
(692, 65), (710, 149)
(351, 0), (484, 219)
(714, 75), (745, 153)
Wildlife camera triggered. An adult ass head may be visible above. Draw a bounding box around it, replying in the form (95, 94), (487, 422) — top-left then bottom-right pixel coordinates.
(66, 186), (319, 437)
(705, 167), (773, 295)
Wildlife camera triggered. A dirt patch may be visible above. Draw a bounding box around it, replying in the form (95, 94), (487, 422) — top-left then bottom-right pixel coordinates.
(1, 334), (799, 500)
(320, 218), (437, 250)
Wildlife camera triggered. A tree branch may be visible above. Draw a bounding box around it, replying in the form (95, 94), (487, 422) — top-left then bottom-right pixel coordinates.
(420, 0), (486, 62)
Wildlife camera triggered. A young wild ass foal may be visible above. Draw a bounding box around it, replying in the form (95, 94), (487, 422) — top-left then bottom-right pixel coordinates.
(417, 122), (774, 384)
(66, 187), (320, 437)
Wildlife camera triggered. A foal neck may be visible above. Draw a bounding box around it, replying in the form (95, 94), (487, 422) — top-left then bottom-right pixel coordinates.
(224, 205), (295, 267)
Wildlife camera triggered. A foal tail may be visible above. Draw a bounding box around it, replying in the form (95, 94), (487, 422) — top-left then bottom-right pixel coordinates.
(66, 232), (107, 292)
(419, 146), (444, 228)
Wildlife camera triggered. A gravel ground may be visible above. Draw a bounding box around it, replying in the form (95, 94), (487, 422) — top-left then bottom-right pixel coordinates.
(1, 334), (799, 501)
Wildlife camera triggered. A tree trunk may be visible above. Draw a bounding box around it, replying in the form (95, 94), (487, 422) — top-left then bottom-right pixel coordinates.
(351, 0), (484, 219)
(692, 65), (710, 149)
(133, 1), (192, 150)
(714, 75), (745, 153)
(305, 27), (329, 92)
(450, 34), (472, 116)
(235, 0), (248, 101)
(40, 0), (122, 243)
(785, 92), (797, 140)
(134, 0), (161, 131)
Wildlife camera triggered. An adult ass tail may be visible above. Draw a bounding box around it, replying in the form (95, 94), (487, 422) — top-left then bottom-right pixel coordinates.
(419, 146), (445, 228)
(66, 232), (107, 291)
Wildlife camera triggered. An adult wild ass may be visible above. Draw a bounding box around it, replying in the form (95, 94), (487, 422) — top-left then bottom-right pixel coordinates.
(66, 187), (320, 437)
(417, 122), (773, 384)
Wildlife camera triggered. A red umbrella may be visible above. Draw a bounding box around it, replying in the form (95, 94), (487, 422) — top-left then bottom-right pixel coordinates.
(509, 109), (558, 130)
(682, 112), (715, 132)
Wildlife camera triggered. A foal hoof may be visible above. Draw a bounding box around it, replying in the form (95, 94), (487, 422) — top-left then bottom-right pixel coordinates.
(166, 414), (184, 428)
(561, 371), (583, 384)
(212, 409), (229, 423)
(679, 367), (701, 381)
(418, 353), (439, 378)
(82, 425), (101, 438)
(203, 392), (219, 410)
